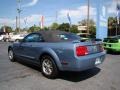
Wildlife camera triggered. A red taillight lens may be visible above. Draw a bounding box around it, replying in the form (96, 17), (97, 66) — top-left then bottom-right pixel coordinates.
(76, 46), (88, 56)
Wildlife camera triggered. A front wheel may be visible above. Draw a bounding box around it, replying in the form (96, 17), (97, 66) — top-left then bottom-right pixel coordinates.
(8, 49), (16, 62)
(15, 39), (20, 42)
(41, 55), (58, 79)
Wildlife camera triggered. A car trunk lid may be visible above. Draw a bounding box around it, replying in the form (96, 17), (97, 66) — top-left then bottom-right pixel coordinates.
(74, 41), (103, 56)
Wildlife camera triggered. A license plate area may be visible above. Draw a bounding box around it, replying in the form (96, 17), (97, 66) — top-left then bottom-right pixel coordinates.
(95, 58), (101, 65)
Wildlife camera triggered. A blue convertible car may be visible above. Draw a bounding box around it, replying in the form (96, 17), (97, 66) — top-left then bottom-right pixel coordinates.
(8, 30), (106, 78)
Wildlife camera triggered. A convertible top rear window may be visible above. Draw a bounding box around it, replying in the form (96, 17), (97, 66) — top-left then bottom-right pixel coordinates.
(57, 33), (80, 41)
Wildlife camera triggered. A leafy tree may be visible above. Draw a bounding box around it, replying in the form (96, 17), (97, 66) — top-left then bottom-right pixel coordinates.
(43, 26), (49, 30)
(28, 25), (40, 33)
(78, 19), (95, 26)
(89, 25), (96, 38)
(108, 17), (116, 30)
(1, 26), (13, 33)
(70, 25), (79, 33)
(50, 23), (59, 30)
(107, 17), (120, 36)
(22, 28), (28, 31)
(52, 23), (79, 33)
(58, 23), (70, 32)
(78, 19), (96, 37)
(14, 28), (19, 33)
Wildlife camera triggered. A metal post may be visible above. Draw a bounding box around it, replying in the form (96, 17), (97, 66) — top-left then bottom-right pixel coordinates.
(16, 16), (18, 30)
(116, 0), (120, 36)
(17, 0), (22, 33)
(18, 10), (20, 33)
(87, 0), (90, 35)
(116, 23), (118, 36)
(3, 25), (6, 33)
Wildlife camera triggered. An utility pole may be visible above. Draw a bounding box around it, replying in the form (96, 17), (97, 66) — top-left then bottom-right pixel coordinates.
(87, 0), (90, 35)
(115, 0), (120, 36)
(3, 25), (6, 33)
(16, 16), (18, 30)
(17, 0), (22, 33)
(116, 2), (120, 35)
(55, 11), (58, 23)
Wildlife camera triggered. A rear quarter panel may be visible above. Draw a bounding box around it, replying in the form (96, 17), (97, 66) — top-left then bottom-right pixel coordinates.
(36, 42), (75, 70)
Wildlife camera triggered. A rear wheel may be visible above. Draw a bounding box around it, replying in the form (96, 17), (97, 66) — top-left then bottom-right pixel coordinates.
(41, 55), (58, 79)
(8, 49), (16, 62)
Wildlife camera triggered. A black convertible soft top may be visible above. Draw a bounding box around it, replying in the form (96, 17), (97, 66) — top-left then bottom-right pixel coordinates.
(36, 30), (79, 42)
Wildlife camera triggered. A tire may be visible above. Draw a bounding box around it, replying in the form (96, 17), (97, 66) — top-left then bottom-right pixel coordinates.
(8, 49), (16, 62)
(41, 55), (58, 79)
(4, 38), (8, 42)
(15, 39), (19, 42)
(5, 39), (9, 42)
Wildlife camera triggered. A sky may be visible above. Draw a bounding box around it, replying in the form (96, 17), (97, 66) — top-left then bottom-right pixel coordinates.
(0, 0), (119, 29)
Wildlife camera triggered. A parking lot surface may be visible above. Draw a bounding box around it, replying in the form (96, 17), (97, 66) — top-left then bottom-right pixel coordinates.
(0, 42), (120, 90)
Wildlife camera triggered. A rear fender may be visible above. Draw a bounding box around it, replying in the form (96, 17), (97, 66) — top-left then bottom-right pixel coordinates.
(38, 48), (63, 70)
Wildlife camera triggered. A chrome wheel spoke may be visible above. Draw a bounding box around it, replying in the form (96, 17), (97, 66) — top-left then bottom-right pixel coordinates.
(9, 50), (13, 60)
(42, 59), (53, 75)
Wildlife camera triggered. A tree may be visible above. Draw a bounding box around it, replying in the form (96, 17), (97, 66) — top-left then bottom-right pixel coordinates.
(28, 25), (40, 33)
(107, 17), (120, 36)
(78, 19), (95, 26)
(58, 23), (70, 32)
(14, 28), (19, 34)
(89, 25), (96, 38)
(43, 26), (49, 30)
(70, 25), (79, 33)
(50, 23), (59, 30)
(78, 19), (96, 37)
(1, 26), (13, 33)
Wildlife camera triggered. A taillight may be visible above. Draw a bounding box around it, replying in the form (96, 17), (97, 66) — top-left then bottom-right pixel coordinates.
(76, 46), (88, 56)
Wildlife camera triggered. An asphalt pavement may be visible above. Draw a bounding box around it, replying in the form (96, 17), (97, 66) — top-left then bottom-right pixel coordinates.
(0, 42), (120, 90)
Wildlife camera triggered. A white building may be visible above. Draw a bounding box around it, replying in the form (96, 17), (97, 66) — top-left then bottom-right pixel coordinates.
(77, 25), (89, 36)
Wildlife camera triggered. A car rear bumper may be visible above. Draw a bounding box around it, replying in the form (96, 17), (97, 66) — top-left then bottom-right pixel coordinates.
(60, 51), (106, 71)
(103, 43), (120, 52)
(104, 47), (120, 52)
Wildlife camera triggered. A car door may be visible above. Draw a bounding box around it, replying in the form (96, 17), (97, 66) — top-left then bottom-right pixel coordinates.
(18, 33), (43, 63)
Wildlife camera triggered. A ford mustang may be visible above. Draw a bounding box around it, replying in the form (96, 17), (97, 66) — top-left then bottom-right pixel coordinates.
(103, 35), (120, 52)
(8, 30), (106, 78)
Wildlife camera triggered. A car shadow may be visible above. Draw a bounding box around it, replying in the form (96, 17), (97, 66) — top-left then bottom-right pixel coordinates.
(58, 67), (101, 82)
(16, 59), (101, 82)
(16, 59), (41, 72)
(107, 50), (120, 55)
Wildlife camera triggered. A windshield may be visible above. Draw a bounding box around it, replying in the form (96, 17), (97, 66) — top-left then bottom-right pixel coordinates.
(103, 38), (119, 43)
